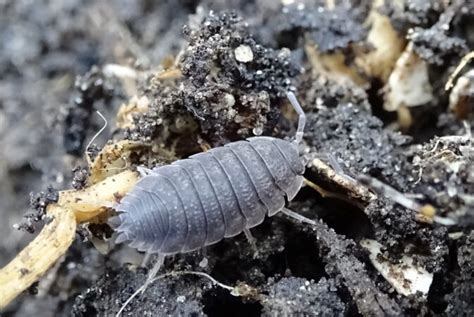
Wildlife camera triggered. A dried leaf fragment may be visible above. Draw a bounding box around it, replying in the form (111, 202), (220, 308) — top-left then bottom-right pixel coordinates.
(116, 96), (150, 129)
(307, 158), (376, 207)
(449, 69), (474, 119)
(88, 140), (145, 185)
(361, 239), (433, 296)
(384, 42), (434, 112)
(355, 6), (405, 82)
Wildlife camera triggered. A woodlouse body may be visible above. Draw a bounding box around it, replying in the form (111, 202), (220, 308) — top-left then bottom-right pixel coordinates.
(115, 137), (304, 254)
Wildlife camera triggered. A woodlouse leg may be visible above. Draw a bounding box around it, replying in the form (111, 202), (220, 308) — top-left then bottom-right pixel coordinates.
(281, 207), (316, 226)
(141, 251), (152, 267)
(243, 228), (259, 258)
(286, 92), (306, 144)
(136, 165), (153, 176)
(141, 253), (166, 294)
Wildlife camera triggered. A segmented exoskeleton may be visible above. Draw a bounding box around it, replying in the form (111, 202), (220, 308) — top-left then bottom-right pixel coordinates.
(114, 92), (307, 255)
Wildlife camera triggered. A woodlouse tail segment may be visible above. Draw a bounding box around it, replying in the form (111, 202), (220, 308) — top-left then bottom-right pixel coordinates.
(111, 215), (135, 245)
(286, 92), (306, 144)
(284, 175), (304, 201)
(108, 216), (121, 229)
(115, 232), (131, 244)
(129, 238), (146, 250)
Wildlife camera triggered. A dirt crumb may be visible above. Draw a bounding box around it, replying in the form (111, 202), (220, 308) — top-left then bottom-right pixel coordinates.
(270, 1), (368, 52)
(13, 186), (59, 234)
(263, 277), (346, 316)
(72, 267), (206, 316)
(71, 166), (90, 190)
(126, 11), (301, 147)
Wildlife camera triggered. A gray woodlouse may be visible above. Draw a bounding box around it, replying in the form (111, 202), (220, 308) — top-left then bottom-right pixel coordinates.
(113, 92), (312, 256)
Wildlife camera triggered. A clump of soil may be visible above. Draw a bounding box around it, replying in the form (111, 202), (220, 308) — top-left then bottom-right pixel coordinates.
(126, 11), (301, 148)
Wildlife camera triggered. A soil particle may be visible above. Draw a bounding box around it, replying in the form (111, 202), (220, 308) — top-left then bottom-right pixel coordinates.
(383, 0), (473, 69)
(72, 266), (206, 316)
(29, 186), (59, 216)
(301, 74), (371, 110)
(383, 0), (445, 31)
(409, 16), (468, 67)
(303, 219), (402, 316)
(263, 277), (346, 316)
(407, 134), (474, 224)
(303, 102), (410, 188)
(71, 166), (90, 190)
(409, 27), (467, 66)
(63, 66), (115, 156)
(270, 1), (369, 52)
(14, 186), (59, 234)
(365, 199), (449, 272)
(445, 230), (474, 316)
(127, 11), (301, 146)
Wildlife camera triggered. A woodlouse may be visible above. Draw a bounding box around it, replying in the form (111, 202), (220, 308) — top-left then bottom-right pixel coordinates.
(113, 92), (310, 256)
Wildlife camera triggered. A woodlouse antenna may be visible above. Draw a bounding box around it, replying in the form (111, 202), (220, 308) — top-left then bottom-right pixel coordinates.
(281, 207), (316, 225)
(86, 110), (108, 156)
(286, 92), (306, 144)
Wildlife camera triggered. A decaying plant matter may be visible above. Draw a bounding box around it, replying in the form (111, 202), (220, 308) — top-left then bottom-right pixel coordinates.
(0, 158), (139, 308)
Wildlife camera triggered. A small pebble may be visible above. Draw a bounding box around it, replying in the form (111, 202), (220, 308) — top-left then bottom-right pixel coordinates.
(224, 93), (235, 107)
(199, 257), (208, 268)
(234, 45), (254, 63)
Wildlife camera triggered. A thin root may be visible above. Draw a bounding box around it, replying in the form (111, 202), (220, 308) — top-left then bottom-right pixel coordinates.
(0, 170), (139, 309)
(0, 206), (76, 309)
(116, 271), (235, 317)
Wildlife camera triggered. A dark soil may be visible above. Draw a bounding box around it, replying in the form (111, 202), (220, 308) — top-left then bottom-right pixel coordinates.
(1, 1), (473, 316)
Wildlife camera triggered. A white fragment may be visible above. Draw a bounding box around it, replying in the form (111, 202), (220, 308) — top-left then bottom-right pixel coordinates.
(103, 64), (138, 79)
(448, 231), (464, 240)
(234, 45), (254, 63)
(449, 69), (474, 115)
(252, 126), (263, 136)
(199, 257), (208, 268)
(384, 42), (434, 111)
(281, 0), (295, 5)
(361, 239), (433, 296)
(354, 8), (405, 82)
(432, 216), (457, 226)
(177, 295), (186, 303)
(223, 93), (236, 107)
